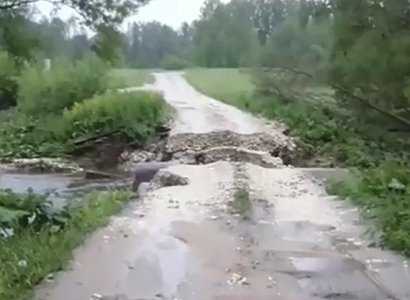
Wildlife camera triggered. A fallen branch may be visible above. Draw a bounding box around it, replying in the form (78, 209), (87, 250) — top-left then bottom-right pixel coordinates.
(71, 130), (121, 146)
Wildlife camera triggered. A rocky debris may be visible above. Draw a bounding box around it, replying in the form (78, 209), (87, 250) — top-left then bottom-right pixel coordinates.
(195, 146), (283, 168)
(131, 161), (177, 191)
(120, 150), (156, 172)
(2, 158), (82, 173)
(166, 130), (295, 164)
(150, 169), (189, 188)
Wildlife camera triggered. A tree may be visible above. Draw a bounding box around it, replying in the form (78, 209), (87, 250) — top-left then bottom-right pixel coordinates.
(0, 0), (150, 28)
(192, 0), (258, 67)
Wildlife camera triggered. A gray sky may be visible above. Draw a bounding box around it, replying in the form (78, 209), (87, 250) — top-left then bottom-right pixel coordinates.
(38, 0), (229, 29)
(135, 0), (208, 28)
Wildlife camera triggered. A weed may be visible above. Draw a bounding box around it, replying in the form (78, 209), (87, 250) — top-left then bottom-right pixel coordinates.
(232, 187), (251, 216)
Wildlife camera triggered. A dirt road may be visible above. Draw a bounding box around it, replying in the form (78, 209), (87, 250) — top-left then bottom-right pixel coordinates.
(36, 72), (410, 300)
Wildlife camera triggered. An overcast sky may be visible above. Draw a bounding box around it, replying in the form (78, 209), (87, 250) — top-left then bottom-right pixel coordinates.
(135, 0), (210, 28)
(38, 0), (229, 29)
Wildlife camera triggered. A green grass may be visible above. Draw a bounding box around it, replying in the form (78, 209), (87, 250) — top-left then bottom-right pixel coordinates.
(109, 69), (154, 89)
(184, 68), (254, 103)
(0, 190), (132, 300)
(185, 68), (410, 256)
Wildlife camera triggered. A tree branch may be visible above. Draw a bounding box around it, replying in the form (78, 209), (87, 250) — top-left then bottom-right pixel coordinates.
(0, 0), (36, 10)
(275, 66), (410, 129)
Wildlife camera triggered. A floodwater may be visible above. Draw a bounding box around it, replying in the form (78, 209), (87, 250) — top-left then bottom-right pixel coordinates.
(34, 72), (410, 300)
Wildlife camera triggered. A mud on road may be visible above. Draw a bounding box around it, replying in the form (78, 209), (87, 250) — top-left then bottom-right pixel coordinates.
(36, 72), (410, 300)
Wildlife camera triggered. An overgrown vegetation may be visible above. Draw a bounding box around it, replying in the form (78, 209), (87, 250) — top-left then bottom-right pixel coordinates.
(18, 55), (109, 116)
(0, 189), (132, 300)
(0, 54), (168, 160)
(61, 91), (168, 144)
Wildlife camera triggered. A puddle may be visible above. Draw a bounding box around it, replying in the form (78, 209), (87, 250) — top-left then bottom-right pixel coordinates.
(0, 172), (75, 194)
(290, 256), (364, 275)
(0, 169), (130, 210)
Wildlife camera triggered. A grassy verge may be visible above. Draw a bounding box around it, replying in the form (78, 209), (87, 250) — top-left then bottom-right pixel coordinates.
(186, 68), (410, 256)
(0, 190), (132, 299)
(109, 68), (154, 89)
(184, 68), (254, 102)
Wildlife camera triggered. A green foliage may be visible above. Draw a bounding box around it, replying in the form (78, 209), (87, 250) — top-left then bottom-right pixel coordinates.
(0, 0), (149, 28)
(0, 190), (131, 300)
(192, 0), (259, 67)
(17, 54), (109, 116)
(161, 55), (192, 70)
(60, 91), (168, 143)
(0, 114), (66, 159)
(0, 51), (18, 109)
(0, 190), (65, 235)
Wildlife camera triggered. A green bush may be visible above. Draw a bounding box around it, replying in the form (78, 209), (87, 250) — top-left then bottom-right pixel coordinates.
(0, 52), (19, 110)
(60, 90), (168, 143)
(17, 54), (109, 116)
(161, 55), (192, 70)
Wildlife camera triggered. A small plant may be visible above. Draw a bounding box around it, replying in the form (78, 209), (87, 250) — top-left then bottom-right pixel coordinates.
(232, 187), (251, 216)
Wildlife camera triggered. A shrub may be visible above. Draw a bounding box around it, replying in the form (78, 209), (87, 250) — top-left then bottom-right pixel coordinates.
(0, 52), (19, 110)
(60, 91), (168, 143)
(17, 54), (109, 116)
(161, 55), (192, 70)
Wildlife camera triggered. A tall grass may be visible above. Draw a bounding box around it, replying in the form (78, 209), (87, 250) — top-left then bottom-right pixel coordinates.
(18, 55), (109, 116)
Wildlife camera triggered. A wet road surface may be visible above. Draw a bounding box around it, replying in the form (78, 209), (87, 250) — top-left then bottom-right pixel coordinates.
(35, 72), (410, 300)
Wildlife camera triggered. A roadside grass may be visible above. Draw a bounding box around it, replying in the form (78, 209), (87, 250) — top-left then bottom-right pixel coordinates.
(188, 68), (410, 256)
(184, 68), (254, 103)
(109, 68), (154, 89)
(0, 190), (132, 300)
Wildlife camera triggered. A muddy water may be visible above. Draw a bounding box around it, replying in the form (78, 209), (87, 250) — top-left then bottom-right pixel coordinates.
(0, 169), (130, 209)
(35, 72), (410, 300)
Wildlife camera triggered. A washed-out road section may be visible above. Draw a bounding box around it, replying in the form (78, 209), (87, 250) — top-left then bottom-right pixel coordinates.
(36, 72), (410, 300)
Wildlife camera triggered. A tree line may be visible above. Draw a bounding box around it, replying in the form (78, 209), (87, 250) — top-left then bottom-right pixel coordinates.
(1, 0), (410, 126)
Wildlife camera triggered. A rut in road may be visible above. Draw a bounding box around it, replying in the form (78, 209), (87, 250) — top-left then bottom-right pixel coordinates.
(36, 72), (410, 300)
